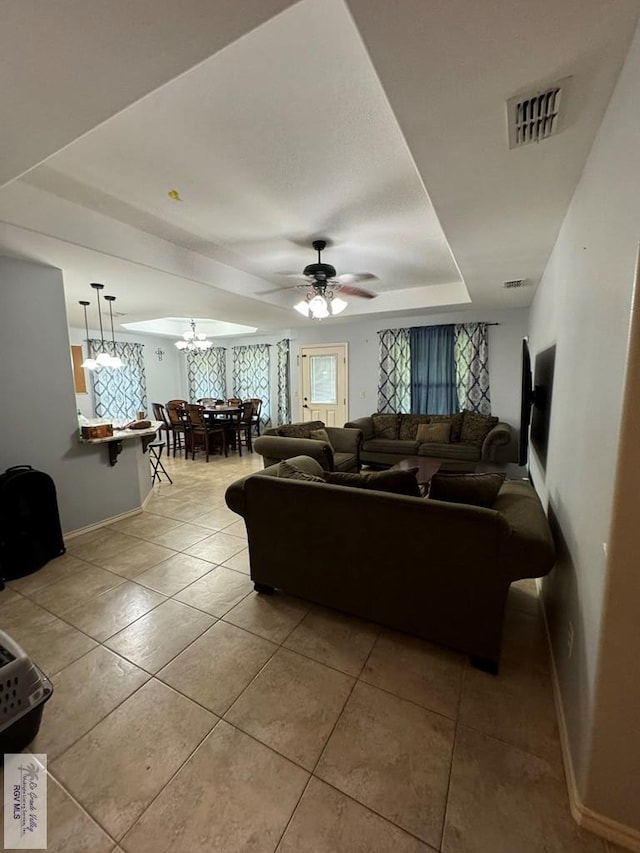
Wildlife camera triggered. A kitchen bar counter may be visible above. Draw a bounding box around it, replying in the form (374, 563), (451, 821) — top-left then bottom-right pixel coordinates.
(79, 420), (163, 466)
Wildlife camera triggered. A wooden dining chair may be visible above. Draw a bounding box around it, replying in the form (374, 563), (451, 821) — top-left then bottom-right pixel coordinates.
(223, 401), (254, 456)
(166, 400), (188, 457)
(185, 404), (227, 462)
(247, 398), (263, 435)
(152, 402), (173, 455)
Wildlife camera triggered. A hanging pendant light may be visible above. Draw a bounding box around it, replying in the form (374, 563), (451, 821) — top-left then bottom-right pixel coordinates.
(79, 300), (98, 370)
(103, 295), (124, 368)
(90, 283), (113, 367)
(175, 319), (213, 352)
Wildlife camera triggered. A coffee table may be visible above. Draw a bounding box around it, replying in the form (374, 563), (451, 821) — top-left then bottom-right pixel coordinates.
(391, 456), (441, 492)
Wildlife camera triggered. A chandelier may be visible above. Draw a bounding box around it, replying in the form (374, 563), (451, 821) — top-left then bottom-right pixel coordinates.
(79, 283), (124, 370)
(294, 286), (347, 320)
(175, 319), (213, 352)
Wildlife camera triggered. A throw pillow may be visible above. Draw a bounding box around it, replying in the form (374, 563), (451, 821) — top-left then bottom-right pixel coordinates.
(326, 468), (421, 498)
(416, 422), (451, 443)
(398, 414), (430, 441)
(459, 411), (499, 446)
(309, 428), (333, 447)
(371, 413), (400, 440)
(449, 411), (464, 443)
(277, 421), (325, 439)
(428, 472), (505, 508)
(278, 460), (326, 483)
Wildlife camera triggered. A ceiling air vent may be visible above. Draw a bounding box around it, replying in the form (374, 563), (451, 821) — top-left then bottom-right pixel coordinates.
(506, 77), (570, 149)
(503, 279), (528, 289)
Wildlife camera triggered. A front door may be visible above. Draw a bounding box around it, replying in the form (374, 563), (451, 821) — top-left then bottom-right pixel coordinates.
(299, 343), (348, 426)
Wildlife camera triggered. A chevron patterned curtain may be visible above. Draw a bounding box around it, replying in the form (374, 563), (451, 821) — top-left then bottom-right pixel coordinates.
(276, 339), (291, 426)
(454, 323), (492, 414)
(377, 328), (411, 413)
(186, 347), (227, 402)
(89, 339), (147, 424)
(232, 344), (271, 429)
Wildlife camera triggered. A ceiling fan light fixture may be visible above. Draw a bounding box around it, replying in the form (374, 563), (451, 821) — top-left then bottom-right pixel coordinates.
(294, 300), (311, 317)
(330, 297), (347, 315)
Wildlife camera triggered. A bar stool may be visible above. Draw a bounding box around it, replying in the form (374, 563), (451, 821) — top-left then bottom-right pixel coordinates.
(148, 440), (172, 485)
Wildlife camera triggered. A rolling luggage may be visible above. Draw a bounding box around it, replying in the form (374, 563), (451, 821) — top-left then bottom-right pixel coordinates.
(0, 466), (65, 583)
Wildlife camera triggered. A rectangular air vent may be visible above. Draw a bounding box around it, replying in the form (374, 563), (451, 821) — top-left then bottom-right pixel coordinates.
(507, 77), (570, 149)
(503, 279), (528, 289)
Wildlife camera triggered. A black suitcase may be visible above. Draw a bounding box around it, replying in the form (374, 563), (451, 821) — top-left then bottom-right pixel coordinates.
(0, 466), (66, 583)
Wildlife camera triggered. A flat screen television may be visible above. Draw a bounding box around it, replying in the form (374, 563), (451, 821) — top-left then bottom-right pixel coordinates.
(518, 338), (556, 470)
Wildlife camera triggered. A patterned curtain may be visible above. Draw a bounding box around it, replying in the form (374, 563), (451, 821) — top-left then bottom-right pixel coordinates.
(410, 324), (459, 414)
(454, 323), (491, 414)
(89, 340), (147, 424)
(232, 344), (271, 429)
(377, 329), (411, 413)
(276, 339), (291, 425)
(186, 347), (227, 402)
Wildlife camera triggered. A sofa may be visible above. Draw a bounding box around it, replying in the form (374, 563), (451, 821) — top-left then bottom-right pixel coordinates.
(344, 411), (512, 471)
(254, 420), (361, 472)
(225, 455), (555, 672)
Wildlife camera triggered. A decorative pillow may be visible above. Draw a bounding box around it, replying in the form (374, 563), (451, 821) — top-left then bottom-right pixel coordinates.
(459, 411), (499, 446)
(326, 468), (421, 498)
(309, 428), (333, 447)
(278, 460), (326, 483)
(398, 414), (430, 441)
(428, 472), (505, 508)
(416, 422), (451, 443)
(277, 421), (324, 439)
(449, 411), (464, 443)
(371, 413), (400, 440)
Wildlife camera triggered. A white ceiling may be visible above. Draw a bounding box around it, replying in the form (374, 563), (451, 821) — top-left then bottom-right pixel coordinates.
(0, 0), (638, 337)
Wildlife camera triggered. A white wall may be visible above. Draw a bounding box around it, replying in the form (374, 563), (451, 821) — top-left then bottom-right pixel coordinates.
(528, 17), (640, 838)
(0, 257), (153, 533)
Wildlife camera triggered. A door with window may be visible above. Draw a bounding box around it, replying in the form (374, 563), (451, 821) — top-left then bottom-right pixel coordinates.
(299, 343), (348, 425)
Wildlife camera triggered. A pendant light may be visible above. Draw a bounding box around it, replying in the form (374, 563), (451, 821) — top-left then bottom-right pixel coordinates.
(103, 295), (124, 368)
(90, 282), (113, 366)
(79, 300), (98, 370)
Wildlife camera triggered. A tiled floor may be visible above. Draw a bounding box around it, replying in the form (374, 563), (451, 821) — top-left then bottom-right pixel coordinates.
(0, 452), (618, 852)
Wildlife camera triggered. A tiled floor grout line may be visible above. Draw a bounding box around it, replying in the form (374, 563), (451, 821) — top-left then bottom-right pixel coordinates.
(436, 659), (468, 851)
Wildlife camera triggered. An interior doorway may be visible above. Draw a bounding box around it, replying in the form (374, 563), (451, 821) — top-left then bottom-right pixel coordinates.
(299, 343), (348, 425)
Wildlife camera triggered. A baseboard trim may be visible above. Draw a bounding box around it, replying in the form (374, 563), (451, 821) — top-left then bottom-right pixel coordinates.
(63, 504), (145, 542)
(536, 579), (640, 852)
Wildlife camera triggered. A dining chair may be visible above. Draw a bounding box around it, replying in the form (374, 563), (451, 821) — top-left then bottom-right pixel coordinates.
(185, 404), (227, 462)
(166, 400), (188, 457)
(223, 401), (254, 456)
(152, 402), (173, 455)
(247, 398), (263, 435)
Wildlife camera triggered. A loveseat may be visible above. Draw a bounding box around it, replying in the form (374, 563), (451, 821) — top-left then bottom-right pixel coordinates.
(254, 420), (361, 472)
(344, 411), (512, 471)
(225, 455), (555, 672)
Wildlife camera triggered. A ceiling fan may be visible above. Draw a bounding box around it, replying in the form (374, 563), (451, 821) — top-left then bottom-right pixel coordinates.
(260, 240), (377, 318)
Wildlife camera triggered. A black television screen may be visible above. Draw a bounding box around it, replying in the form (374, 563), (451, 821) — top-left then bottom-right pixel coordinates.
(530, 345), (555, 471)
(518, 338), (534, 466)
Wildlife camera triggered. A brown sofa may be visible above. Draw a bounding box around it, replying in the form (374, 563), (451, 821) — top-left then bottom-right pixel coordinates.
(225, 456), (555, 673)
(254, 420), (361, 472)
(344, 411), (512, 471)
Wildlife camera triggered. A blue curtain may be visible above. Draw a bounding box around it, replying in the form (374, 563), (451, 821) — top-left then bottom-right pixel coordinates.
(410, 325), (459, 414)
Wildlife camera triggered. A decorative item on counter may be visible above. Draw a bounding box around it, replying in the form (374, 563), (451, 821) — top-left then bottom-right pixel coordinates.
(81, 423), (114, 439)
(124, 419), (152, 430)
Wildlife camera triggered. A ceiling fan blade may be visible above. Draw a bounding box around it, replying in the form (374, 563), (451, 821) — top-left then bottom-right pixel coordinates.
(334, 272), (378, 285)
(275, 271), (312, 279)
(332, 283), (377, 299)
(258, 284), (311, 296)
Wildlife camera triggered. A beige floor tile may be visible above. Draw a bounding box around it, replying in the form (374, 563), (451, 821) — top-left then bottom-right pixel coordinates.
(507, 579), (541, 616)
(0, 586), (24, 606)
(226, 647), (354, 770)
(158, 621), (277, 714)
(223, 518), (248, 539)
(146, 497), (213, 523)
(442, 726), (605, 853)
(134, 552), (215, 595)
(30, 565), (125, 616)
(175, 566), (253, 616)
(7, 553), (89, 596)
(183, 531), (247, 563)
(501, 608), (550, 671)
(361, 630), (464, 719)
(61, 581), (166, 641)
(316, 681), (455, 848)
(221, 548), (250, 575)
(190, 505), (239, 531)
(277, 777), (435, 852)
(105, 599), (214, 672)
(149, 521), (212, 551)
(0, 596), (97, 675)
(121, 720), (308, 853)
(459, 659), (561, 765)
(87, 539), (177, 578)
(32, 646), (149, 760)
(108, 512), (183, 540)
(224, 590), (311, 643)
(66, 528), (142, 563)
(51, 679), (216, 841)
(284, 605), (379, 676)
(44, 776), (115, 853)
